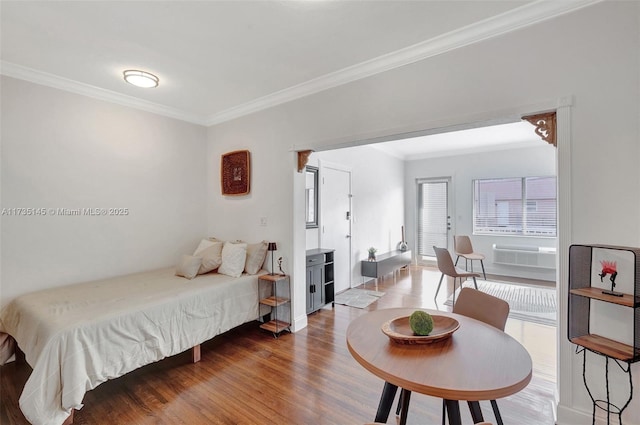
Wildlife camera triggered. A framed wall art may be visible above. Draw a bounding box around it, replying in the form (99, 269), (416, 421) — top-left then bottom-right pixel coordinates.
(221, 150), (250, 196)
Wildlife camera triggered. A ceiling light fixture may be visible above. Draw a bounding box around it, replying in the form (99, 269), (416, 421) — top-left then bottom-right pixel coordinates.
(123, 69), (159, 88)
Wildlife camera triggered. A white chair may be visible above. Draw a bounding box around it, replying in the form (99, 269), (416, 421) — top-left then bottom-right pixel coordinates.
(454, 235), (486, 280)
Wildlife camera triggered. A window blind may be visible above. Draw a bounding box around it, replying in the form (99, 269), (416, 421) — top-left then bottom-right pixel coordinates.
(473, 176), (556, 236)
(418, 180), (448, 256)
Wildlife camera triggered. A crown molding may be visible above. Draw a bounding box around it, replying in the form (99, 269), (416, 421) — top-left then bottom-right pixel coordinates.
(205, 0), (601, 126)
(1, 0), (600, 127)
(0, 61), (208, 125)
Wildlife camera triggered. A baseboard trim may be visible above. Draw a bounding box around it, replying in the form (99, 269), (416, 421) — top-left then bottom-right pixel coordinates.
(556, 404), (639, 425)
(556, 404), (593, 425)
(291, 314), (308, 333)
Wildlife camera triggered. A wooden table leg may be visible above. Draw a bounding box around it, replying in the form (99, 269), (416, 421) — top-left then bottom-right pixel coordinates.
(374, 382), (398, 423)
(445, 400), (462, 425)
(467, 401), (485, 423)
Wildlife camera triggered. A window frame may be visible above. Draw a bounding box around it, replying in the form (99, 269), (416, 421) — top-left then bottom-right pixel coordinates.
(472, 176), (557, 237)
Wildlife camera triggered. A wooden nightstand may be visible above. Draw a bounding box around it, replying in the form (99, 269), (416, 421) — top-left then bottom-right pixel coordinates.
(258, 274), (291, 337)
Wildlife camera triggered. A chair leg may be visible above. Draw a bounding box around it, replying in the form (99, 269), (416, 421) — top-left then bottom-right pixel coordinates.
(442, 399), (447, 425)
(491, 400), (504, 425)
(455, 255), (460, 266)
(452, 278), (458, 305)
(472, 276), (478, 290)
(480, 260), (487, 280)
(434, 273), (445, 299)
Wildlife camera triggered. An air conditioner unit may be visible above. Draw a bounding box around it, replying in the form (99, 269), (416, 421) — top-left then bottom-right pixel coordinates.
(492, 244), (556, 269)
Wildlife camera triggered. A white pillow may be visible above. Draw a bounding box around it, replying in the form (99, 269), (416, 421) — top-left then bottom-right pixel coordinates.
(218, 242), (248, 278)
(194, 239), (216, 256)
(245, 241), (268, 275)
(175, 255), (202, 280)
(197, 241), (223, 274)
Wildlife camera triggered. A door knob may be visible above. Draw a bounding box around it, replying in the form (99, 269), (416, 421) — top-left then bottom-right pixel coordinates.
(346, 235), (351, 238)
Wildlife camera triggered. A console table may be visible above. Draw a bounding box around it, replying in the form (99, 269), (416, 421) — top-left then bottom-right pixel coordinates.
(361, 250), (411, 280)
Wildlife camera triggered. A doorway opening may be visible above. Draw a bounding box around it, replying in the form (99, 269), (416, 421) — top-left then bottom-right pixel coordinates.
(299, 107), (569, 422)
(417, 177), (451, 258)
(307, 118), (558, 287)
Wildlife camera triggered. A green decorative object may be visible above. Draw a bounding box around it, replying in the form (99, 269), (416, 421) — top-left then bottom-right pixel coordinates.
(409, 310), (434, 336)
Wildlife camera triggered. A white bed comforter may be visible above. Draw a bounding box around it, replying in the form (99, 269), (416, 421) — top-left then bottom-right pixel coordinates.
(0, 268), (262, 425)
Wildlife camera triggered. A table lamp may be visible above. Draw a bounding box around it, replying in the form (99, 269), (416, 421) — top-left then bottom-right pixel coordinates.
(267, 242), (277, 275)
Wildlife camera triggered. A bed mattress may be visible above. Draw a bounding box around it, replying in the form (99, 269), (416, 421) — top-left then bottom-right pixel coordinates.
(0, 268), (262, 425)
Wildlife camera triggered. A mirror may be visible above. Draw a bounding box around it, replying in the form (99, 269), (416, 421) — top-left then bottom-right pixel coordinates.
(305, 166), (319, 228)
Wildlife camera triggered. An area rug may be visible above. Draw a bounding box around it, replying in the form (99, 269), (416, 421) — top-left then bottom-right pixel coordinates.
(444, 280), (557, 326)
(334, 288), (385, 309)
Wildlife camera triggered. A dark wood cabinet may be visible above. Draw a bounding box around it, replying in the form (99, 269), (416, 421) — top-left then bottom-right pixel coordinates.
(306, 249), (335, 314)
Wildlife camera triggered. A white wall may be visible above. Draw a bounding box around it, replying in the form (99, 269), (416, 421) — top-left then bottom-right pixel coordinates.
(0, 76), (208, 306)
(405, 144), (557, 281)
(310, 142), (556, 283)
(205, 3), (640, 423)
(2, 1), (637, 423)
(309, 146), (405, 286)
(205, 119), (297, 317)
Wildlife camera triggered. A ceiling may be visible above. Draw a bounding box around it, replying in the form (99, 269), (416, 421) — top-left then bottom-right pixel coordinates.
(371, 120), (546, 160)
(1, 0), (596, 127)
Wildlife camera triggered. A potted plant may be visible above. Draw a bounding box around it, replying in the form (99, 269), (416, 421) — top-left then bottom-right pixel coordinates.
(368, 247), (377, 261)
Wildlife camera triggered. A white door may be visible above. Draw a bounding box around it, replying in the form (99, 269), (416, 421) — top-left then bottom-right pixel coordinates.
(320, 162), (352, 293)
(417, 178), (451, 257)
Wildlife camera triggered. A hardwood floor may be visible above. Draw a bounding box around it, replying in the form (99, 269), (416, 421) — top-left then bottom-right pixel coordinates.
(0, 266), (557, 424)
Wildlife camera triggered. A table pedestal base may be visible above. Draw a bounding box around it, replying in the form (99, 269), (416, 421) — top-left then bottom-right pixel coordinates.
(374, 382), (398, 423)
(375, 382), (485, 425)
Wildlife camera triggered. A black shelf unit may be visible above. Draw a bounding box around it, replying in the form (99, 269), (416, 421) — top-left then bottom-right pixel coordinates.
(568, 244), (640, 424)
(568, 244), (640, 362)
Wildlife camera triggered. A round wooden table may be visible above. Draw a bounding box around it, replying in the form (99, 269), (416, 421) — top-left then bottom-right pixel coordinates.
(347, 308), (532, 425)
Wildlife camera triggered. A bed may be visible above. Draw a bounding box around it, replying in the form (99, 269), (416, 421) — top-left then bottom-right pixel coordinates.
(0, 266), (265, 425)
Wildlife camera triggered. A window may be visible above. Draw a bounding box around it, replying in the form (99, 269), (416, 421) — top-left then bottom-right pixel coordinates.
(473, 176), (556, 236)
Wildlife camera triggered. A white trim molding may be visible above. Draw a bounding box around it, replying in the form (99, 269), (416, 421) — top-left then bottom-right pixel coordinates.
(204, 0), (601, 126)
(1, 1), (601, 127)
(0, 61), (208, 125)
(556, 104), (574, 421)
